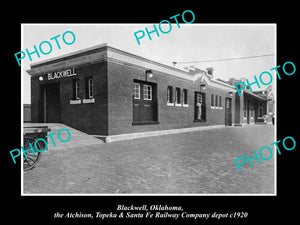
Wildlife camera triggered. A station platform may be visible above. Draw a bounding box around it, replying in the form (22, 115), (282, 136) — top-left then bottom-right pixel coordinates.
(23, 123), (104, 150)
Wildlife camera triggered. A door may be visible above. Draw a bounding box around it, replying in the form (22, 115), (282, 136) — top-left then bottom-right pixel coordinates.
(42, 83), (61, 123)
(133, 81), (157, 123)
(225, 97), (232, 126)
(194, 92), (206, 121)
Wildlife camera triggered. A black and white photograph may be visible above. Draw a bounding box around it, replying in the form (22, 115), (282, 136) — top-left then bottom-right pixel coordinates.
(21, 24), (276, 195)
(5, 6), (298, 225)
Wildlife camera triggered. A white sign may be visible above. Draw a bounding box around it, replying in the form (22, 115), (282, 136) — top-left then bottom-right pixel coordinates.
(48, 68), (77, 80)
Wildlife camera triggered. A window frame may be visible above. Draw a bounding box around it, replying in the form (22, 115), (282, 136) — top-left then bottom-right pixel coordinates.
(211, 94), (214, 108)
(87, 78), (93, 99)
(167, 86), (173, 105)
(182, 89), (188, 107)
(133, 83), (141, 99)
(215, 95), (219, 109)
(175, 87), (181, 106)
(73, 79), (80, 100)
(143, 84), (152, 101)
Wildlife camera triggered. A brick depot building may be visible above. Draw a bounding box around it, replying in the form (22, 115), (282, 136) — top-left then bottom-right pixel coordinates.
(27, 44), (271, 136)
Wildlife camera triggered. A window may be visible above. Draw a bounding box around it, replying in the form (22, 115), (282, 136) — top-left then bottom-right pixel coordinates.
(143, 84), (152, 100)
(183, 89), (188, 105)
(219, 96), (222, 107)
(167, 86), (173, 103)
(133, 83), (140, 99)
(175, 87), (181, 104)
(73, 79), (80, 100)
(87, 78), (93, 98)
(215, 95), (218, 108)
(211, 94), (214, 107)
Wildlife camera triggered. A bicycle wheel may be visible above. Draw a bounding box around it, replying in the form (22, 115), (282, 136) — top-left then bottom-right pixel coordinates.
(23, 137), (42, 171)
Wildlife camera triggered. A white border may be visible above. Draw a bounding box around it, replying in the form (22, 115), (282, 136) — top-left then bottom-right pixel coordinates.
(21, 23), (277, 197)
(274, 23), (277, 196)
(21, 24), (24, 195)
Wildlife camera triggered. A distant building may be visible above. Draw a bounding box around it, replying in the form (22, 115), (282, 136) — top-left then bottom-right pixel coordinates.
(221, 77), (274, 124)
(253, 85), (274, 123)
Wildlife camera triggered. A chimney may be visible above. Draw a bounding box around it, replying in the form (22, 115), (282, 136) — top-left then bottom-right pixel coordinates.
(206, 67), (214, 77)
(228, 78), (235, 85)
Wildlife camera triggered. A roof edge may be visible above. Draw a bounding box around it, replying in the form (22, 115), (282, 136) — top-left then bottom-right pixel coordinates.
(30, 43), (108, 68)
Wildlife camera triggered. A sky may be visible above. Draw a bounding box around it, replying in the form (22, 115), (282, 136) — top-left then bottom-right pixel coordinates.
(22, 24), (276, 103)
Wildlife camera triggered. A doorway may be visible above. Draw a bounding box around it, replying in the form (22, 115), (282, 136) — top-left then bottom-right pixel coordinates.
(40, 83), (61, 123)
(194, 92), (206, 121)
(133, 80), (158, 124)
(225, 97), (232, 126)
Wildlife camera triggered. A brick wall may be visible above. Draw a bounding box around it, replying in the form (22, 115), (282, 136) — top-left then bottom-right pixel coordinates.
(205, 86), (235, 126)
(31, 62), (109, 135)
(107, 61), (235, 135)
(60, 62), (108, 135)
(31, 59), (236, 136)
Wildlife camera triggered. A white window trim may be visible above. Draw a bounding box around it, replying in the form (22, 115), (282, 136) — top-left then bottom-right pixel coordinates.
(88, 78), (93, 98)
(70, 99), (81, 104)
(175, 88), (181, 105)
(133, 83), (140, 100)
(211, 106), (215, 109)
(75, 80), (80, 100)
(183, 89), (188, 105)
(143, 84), (152, 101)
(167, 102), (174, 106)
(167, 86), (173, 104)
(83, 98), (95, 104)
